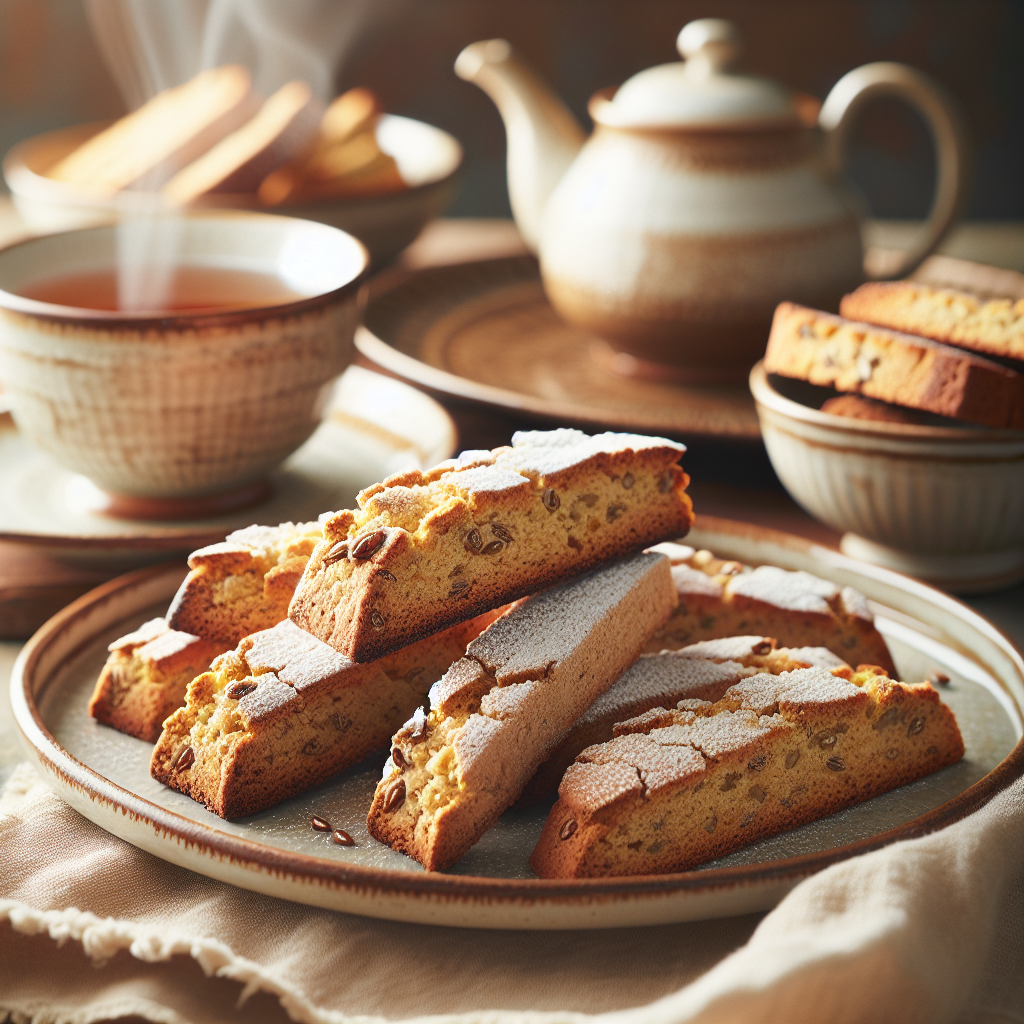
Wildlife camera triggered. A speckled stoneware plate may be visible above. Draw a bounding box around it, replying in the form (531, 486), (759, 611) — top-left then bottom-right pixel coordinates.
(0, 366), (456, 564)
(13, 516), (1024, 929)
(355, 257), (762, 442)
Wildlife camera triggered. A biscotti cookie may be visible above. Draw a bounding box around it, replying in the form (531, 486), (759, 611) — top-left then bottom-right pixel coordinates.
(516, 637), (850, 807)
(764, 302), (1024, 430)
(88, 619), (229, 742)
(290, 429), (693, 663)
(366, 551), (677, 871)
(840, 282), (1024, 364)
(819, 394), (932, 425)
(645, 543), (896, 674)
(151, 611), (501, 819)
(531, 665), (963, 878)
(168, 521), (322, 645)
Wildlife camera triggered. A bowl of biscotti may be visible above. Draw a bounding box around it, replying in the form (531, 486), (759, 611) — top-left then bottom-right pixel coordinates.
(2, 66), (462, 266)
(66, 426), (973, 892)
(751, 272), (1024, 593)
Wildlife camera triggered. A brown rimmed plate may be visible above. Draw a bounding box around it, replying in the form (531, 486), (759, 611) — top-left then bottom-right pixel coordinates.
(355, 257), (762, 443)
(11, 516), (1024, 929)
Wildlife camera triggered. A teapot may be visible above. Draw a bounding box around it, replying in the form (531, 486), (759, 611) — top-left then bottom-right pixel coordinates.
(455, 20), (969, 384)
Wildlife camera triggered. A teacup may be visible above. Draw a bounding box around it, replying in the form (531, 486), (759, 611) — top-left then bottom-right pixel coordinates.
(0, 211), (369, 517)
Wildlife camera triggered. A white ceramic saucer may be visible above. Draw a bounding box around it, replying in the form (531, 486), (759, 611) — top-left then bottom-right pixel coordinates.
(0, 365), (456, 565)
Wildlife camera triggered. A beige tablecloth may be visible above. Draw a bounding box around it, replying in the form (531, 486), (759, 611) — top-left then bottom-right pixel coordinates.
(2, 758), (1022, 1024)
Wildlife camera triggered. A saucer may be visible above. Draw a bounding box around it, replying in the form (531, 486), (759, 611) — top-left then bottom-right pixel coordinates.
(0, 366), (457, 565)
(355, 257), (761, 443)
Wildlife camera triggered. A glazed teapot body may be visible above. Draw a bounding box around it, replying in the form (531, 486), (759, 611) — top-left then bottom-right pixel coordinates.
(456, 21), (969, 383)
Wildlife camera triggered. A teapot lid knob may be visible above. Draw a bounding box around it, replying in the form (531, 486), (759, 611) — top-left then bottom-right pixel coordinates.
(677, 19), (741, 75)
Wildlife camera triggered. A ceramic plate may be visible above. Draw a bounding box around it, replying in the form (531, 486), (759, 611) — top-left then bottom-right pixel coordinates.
(356, 257), (762, 442)
(12, 517), (1024, 929)
(0, 366), (456, 564)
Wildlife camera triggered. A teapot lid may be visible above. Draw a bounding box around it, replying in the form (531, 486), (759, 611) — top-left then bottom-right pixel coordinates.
(594, 20), (802, 131)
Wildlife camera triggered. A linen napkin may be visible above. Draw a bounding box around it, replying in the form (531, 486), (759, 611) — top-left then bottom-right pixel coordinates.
(1, 762), (1021, 1024)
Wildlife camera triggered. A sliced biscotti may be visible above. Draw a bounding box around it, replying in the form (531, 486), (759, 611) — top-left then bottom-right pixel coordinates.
(516, 637), (850, 807)
(366, 552), (677, 870)
(764, 302), (1024, 430)
(290, 429), (693, 663)
(645, 543), (896, 674)
(88, 619), (230, 742)
(150, 611), (501, 819)
(168, 521), (322, 645)
(840, 282), (1024, 365)
(530, 665), (963, 878)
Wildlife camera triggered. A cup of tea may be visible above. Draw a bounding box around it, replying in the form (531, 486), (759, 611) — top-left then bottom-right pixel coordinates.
(0, 211), (369, 516)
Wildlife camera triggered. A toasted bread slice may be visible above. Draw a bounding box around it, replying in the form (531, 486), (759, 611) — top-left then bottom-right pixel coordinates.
(88, 619), (229, 741)
(764, 302), (1024, 430)
(841, 281), (1024, 365)
(162, 80), (321, 204)
(531, 665), (963, 878)
(290, 429), (693, 664)
(366, 552), (677, 871)
(48, 65), (258, 194)
(644, 542), (896, 675)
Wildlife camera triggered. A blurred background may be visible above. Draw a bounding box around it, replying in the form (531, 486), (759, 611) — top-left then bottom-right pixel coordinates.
(1, 0), (1021, 224)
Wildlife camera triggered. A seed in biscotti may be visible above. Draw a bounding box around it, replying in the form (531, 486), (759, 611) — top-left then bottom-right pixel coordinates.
(559, 818), (578, 840)
(815, 731), (838, 750)
(448, 580), (470, 598)
(658, 470), (674, 494)
(352, 530), (386, 560)
(621, 472), (634, 490)
(174, 746), (195, 771)
(826, 756), (847, 771)
(747, 755), (767, 772)
(226, 681), (257, 700)
(703, 815), (717, 833)
(886, 747), (899, 760)
(720, 772), (742, 791)
(323, 541), (349, 566)
(907, 717), (926, 737)
(371, 609), (386, 631)
(465, 528), (483, 552)
(785, 750), (801, 769)
(311, 815), (332, 832)
(748, 784), (767, 803)
(383, 778), (406, 813)
(492, 524), (513, 544)
(542, 487), (560, 512)
(481, 540), (504, 555)
(376, 569), (397, 582)
(606, 505), (625, 522)
(333, 829), (355, 846)
(391, 746), (408, 769)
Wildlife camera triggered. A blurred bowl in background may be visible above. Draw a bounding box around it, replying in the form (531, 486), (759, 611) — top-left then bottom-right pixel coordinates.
(3, 114), (462, 266)
(750, 361), (1024, 594)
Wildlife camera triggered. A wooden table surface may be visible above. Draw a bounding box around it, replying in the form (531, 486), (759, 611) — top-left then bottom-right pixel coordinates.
(0, 207), (1022, 642)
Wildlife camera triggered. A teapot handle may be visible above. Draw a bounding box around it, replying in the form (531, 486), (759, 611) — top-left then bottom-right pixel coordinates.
(819, 62), (972, 280)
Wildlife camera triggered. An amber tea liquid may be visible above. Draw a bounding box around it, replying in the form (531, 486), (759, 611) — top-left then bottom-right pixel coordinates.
(18, 265), (305, 314)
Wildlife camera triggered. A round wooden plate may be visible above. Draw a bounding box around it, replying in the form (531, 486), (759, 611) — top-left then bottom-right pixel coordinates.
(12, 517), (1023, 929)
(356, 257), (762, 442)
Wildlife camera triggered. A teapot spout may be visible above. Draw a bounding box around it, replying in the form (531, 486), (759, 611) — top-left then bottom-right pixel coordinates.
(456, 40), (585, 252)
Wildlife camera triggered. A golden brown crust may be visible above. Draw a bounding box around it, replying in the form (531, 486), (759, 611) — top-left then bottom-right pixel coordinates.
(290, 430), (694, 663)
(764, 302), (1024, 430)
(530, 666), (964, 878)
(366, 553), (678, 871)
(88, 619), (228, 742)
(167, 522), (321, 645)
(819, 394), (931, 424)
(840, 282), (1024, 364)
(150, 611), (501, 819)
(645, 544), (897, 675)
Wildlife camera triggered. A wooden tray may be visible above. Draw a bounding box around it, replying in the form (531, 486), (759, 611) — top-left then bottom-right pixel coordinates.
(356, 257), (762, 443)
(12, 517), (1023, 929)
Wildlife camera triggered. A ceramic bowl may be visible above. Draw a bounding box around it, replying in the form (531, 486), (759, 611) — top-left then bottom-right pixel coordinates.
(749, 361), (1024, 593)
(0, 212), (369, 514)
(3, 114), (462, 267)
